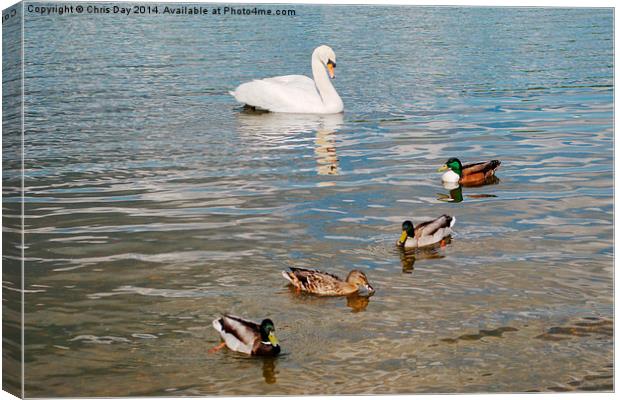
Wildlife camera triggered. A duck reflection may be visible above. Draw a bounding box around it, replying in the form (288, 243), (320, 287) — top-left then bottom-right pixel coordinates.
(437, 176), (500, 203)
(399, 249), (416, 273)
(397, 240), (450, 274)
(437, 182), (464, 203)
(262, 357), (277, 384)
(285, 286), (372, 312)
(346, 293), (370, 312)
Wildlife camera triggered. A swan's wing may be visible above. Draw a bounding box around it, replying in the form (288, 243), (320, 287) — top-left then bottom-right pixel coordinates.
(262, 75), (317, 91)
(231, 75), (321, 112)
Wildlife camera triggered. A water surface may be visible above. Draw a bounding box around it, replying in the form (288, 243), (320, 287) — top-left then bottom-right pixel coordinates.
(14, 4), (614, 396)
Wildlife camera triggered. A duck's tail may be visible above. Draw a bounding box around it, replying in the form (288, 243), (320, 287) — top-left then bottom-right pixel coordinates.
(212, 317), (223, 333)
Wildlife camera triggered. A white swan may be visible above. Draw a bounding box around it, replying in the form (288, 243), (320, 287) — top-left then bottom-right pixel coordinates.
(230, 45), (344, 114)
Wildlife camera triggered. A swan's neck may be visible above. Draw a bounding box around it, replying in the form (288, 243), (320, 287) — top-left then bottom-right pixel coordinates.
(312, 55), (343, 111)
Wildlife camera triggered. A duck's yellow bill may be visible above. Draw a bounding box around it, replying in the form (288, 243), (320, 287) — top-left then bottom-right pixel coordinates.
(398, 231), (408, 245)
(437, 165), (449, 172)
(268, 332), (279, 346)
(327, 63), (335, 79)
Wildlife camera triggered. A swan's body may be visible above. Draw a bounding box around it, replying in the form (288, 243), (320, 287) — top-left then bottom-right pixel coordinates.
(230, 45), (343, 114)
(397, 216), (456, 249)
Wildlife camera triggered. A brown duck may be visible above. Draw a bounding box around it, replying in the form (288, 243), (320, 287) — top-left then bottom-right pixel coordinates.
(438, 157), (501, 186)
(282, 267), (374, 296)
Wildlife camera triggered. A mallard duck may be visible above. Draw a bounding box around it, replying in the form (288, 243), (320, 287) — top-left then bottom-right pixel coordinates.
(397, 215), (455, 248)
(281, 267), (374, 296)
(211, 314), (280, 356)
(438, 158), (501, 186)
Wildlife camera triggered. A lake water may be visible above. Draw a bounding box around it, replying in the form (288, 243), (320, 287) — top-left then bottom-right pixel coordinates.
(7, 4), (614, 396)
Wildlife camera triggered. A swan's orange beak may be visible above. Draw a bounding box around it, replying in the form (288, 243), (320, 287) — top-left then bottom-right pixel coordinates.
(327, 62), (335, 79)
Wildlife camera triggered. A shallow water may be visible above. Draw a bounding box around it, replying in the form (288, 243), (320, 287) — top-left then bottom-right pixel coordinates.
(9, 4), (614, 396)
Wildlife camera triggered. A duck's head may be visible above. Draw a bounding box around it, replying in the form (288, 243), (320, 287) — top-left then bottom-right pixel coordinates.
(346, 270), (374, 296)
(259, 319), (280, 350)
(314, 45), (337, 79)
(398, 220), (415, 246)
(438, 158), (463, 176)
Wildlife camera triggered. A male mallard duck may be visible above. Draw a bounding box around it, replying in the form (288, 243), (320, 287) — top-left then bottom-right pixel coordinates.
(211, 314), (280, 356)
(282, 267), (374, 296)
(397, 215), (455, 248)
(438, 158), (501, 186)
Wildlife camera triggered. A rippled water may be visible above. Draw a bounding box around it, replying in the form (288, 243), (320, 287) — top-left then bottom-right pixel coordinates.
(7, 4), (614, 396)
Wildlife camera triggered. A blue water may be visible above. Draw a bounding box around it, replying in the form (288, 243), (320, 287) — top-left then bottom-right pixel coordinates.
(8, 4), (614, 395)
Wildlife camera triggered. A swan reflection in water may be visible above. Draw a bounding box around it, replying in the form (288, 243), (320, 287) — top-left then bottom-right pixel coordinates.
(398, 239), (451, 274)
(437, 176), (500, 203)
(235, 111), (343, 180)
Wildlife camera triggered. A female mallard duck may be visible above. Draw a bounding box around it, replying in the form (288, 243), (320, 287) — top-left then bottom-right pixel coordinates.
(282, 267), (374, 296)
(211, 314), (280, 356)
(397, 215), (455, 248)
(438, 158), (501, 186)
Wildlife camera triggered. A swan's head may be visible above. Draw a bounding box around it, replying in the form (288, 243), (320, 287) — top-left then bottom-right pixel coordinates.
(314, 45), (337, 79)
